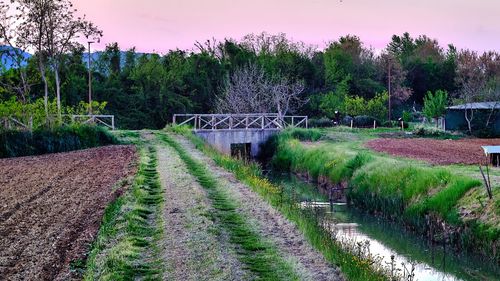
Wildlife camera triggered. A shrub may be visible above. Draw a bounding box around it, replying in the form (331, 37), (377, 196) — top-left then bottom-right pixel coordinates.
(0, 124), (116, 158)
(354, 115), (379, 127)
(309, 118), (333, 128)
(402, 110), (413, 123)
(412, 124), (446, 137)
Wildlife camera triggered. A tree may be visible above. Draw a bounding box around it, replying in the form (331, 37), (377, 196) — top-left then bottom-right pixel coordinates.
(423, 90), (448, 127)
(455, 49), (500, 133)
(43, 0), (102, 118)
(379, 53), (412, 120)
(0, 3), (32, 102)
(319, 75), (349, 118)
(216, 63), (306, 117)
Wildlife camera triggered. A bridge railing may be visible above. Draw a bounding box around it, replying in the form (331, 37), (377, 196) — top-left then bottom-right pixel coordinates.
(173, 113), (308, 131)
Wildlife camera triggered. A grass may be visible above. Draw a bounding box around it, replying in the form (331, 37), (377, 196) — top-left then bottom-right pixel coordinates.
(167, 125), (388, 281)
(157, 132), (300, 281)
(268, 127), (498, 263)
(83, 133), (164, 281)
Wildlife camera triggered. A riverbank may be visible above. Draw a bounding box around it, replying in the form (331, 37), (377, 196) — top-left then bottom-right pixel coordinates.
(267, 127), (499, 264)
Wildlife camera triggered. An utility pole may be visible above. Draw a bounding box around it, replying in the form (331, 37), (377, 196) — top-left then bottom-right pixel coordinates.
(388, 60), (392, 121)
(88, 41), (94, 115)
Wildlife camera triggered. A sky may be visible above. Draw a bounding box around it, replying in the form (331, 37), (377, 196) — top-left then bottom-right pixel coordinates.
(73, 0), (500, 54)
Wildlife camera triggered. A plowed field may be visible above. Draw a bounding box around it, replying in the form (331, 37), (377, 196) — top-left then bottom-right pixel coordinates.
(0, 145), (137, 281)
(366, 138), (500, 165)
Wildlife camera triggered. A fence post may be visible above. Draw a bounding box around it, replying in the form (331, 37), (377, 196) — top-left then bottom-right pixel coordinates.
(111, 116), (115, 130)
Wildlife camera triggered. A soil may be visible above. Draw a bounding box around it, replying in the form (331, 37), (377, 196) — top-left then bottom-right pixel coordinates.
(365, 137), (500, 165)
(173, 135), (345, 281)
(0, 145), (137, 281)
(157, 144), (252, 280)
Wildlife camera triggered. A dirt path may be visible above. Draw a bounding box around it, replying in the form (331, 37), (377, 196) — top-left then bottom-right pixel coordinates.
(171, 135), (344, 281)
(156, 142), (252, 281)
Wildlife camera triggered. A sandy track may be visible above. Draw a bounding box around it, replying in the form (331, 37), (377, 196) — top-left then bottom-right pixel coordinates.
(173, 135), (344, 281)
(0, 146), (137, 281)
(157, 144), (252, 281)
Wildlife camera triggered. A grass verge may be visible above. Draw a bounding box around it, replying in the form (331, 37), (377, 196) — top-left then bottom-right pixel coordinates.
(83, 134), (164, 281)
(157, 132), (301, 281)
(166, 126), (387, 281)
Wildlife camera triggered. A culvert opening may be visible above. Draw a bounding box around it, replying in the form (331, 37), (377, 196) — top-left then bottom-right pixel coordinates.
(231, 143), (251, 160)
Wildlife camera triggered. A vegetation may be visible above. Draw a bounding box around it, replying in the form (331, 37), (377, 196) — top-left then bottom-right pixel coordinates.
(0, 124), (116, 158)
(422, 90), (448, 126)
(84, 133), (164, 280)
(268, 127), (498, 262)
(168, 126), (389, 281)
(1, 28), (498, 129)
(157, 132), (301, 280)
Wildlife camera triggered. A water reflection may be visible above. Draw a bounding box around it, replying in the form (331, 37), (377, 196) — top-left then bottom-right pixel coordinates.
(272, 173), (499, 281)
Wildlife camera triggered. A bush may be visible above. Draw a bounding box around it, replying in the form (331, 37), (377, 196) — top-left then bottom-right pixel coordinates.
(342, 115), (353, 125)
(309, 118), (333, 128)
(402, 110), (413, 123)
(0, 125), (116, 158)
(353, 115), (379, 127)
(412, 124), (445, 137)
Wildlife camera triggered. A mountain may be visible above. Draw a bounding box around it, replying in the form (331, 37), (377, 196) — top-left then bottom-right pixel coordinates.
(0, 46), (31, 69)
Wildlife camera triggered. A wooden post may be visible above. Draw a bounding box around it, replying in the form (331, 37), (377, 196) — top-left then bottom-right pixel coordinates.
(173, 115), (176, 125)
(351, 119), (353, 129)
(111, 116), (115, 130)
(305, 117), (308, 129)
(373, 120), (376, 129)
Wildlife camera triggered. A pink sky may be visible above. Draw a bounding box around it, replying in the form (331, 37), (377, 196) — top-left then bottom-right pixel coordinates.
(73, 0), (500, 53)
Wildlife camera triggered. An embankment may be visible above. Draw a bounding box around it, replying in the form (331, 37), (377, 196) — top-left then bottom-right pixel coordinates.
(266, 128), (499, 264)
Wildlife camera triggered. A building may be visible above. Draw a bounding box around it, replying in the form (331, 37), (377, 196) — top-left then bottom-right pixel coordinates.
(445, 102), (500, 134)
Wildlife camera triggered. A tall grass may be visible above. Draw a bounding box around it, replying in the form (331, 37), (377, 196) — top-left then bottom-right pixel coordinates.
(0, 124), (116, 158)
(269, 129), (499, 261)
(157, 132), (300, 280)
(83, 138), (164, 280)
(166, 126), (388, 281)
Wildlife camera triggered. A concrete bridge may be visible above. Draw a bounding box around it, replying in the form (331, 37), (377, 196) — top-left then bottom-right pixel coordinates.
(173, 113), (308, 158)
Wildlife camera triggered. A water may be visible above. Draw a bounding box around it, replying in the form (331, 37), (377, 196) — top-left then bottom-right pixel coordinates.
(269, 173), (500, 281)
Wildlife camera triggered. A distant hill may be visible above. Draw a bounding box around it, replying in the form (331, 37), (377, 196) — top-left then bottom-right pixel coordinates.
(0, 46), (145, 70)
(0, 46), (31, 69)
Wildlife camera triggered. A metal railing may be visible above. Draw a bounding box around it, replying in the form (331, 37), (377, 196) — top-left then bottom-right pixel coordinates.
(173, 113), (308, 131)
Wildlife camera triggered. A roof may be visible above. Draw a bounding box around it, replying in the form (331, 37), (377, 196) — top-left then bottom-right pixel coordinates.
(482, 146), (500, 155)
(448, 102), (500, 110)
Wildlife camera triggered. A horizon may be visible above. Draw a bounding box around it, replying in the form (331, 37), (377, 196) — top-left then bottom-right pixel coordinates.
(72, 0), (500, 54)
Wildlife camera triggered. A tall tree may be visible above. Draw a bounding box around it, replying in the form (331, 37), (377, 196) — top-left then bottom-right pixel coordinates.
(43, 0), (102, 118)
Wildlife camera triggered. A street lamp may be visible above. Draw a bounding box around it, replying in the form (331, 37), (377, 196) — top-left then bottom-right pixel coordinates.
(88, 41), (95, 115)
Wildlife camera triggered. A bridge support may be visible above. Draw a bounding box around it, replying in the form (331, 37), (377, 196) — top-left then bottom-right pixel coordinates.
(195, 129), (279, 158)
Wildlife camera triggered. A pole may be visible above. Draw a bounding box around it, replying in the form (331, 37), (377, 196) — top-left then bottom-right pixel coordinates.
(88, 41), (94, 115)
(388, 61), (392, 122)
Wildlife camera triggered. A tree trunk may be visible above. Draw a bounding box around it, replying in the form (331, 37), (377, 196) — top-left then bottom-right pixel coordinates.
(54, 65), (62, 121)
(465, 107), (473, 134)
(40, 64), (49, 121)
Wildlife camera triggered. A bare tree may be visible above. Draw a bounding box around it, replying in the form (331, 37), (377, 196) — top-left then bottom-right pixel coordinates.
(11, 0), (53, 118)
(216, 63), (306, 117)
(456, 51), (481, 133)
(43, 0), (102, 118)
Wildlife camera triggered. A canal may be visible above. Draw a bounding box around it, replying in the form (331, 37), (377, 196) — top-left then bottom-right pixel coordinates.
(268, 173), (499, 281)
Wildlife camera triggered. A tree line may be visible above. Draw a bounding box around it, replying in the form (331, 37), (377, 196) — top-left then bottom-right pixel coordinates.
(0, 3), (498, 129)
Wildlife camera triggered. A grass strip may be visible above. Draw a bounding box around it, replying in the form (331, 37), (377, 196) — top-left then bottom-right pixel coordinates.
(83, 134), (164, 281)
(167, 126), (387, 281)
(157, 132), (300, 281)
